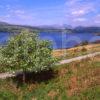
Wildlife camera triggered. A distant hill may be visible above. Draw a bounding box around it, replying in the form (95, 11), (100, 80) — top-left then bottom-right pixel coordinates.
(0, 22), (65, 33)
(0, 22), (39, 34)
(0, 21), (10, 25)
(73, 26), (100, 34)
(0, 21), (100, 35)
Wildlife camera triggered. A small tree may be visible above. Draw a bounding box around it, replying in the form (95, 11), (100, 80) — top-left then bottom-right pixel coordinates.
(1, 30), (57, 82)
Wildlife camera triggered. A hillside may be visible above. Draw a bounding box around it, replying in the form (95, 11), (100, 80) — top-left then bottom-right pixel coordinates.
(0, 21), (100, 34)
(0, 22), (64, 33)
(0, 55), (100, 99)
(73, 26), (100, 34)
(0, 22), (38, 33)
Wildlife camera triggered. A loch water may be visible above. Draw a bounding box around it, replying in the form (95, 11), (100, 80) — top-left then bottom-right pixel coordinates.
(0, 32), (100, 49)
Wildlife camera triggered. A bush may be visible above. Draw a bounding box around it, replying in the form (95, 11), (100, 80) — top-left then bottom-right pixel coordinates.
(0, 30), (57, 82)
(80, 41), (89, 46)
(81, 47), (87, 52)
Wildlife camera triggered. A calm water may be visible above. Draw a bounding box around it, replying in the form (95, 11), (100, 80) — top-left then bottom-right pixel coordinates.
(0, 32), (100, 49)
(0, 32), (10, 45)
(40, 32), (100, 49)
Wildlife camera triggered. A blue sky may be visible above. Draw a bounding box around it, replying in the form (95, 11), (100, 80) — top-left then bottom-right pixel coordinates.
(0, 0), (100, 26)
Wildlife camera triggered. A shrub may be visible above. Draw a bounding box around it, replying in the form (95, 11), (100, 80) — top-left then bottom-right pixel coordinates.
(80, 41), (89, 46)
(81, 47), (87, 52)
(0, 30), (57, 82)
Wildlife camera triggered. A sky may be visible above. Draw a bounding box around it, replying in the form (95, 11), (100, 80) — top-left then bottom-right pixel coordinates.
(0, 0), (100, 27)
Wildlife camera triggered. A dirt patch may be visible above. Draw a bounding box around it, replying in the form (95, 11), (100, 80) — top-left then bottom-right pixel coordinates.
(67, 76), (79, 96)
(58, 68), (68, 77)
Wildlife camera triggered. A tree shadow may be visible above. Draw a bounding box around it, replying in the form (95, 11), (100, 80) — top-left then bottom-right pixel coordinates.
(12, 69), (57, 87)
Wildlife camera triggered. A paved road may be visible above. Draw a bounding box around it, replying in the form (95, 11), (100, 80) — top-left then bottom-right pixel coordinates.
(0, 52), (100, 79)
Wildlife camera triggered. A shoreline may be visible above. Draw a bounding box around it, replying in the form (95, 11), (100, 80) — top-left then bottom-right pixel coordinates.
(53, 40), (100, 50)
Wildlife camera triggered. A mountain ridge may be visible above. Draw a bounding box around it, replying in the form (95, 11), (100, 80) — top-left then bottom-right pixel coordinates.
(0, 21), (100, 34)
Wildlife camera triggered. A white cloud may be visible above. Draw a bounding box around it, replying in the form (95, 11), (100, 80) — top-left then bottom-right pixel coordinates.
(9, 9), (30, 19)
(14, 10), (25, 14)
(64, 0), (100, 26)
(71, 10), (86, 16)
(71, 5), (95, 16)
(73, 18), (87, 22)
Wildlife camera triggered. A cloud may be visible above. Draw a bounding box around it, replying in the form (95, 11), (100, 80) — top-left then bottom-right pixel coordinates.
(64, 0), (100, 26)
(0, 7), (36, 25)
(14, 10), (25, 14)
(65, 1), (95, 16)
(0, 0), (100, 26)
(8, 8), (34, 20)
(65, 0), (79, 6)
(71, 5), (95, 16)
(5, 14), (11, 18)
(71, 10), (86, 16)
(73, 18), (87, 22)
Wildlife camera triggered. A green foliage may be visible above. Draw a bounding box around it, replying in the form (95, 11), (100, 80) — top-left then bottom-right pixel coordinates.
(0, 30), (57, 73)
(0, 91), (17, 100)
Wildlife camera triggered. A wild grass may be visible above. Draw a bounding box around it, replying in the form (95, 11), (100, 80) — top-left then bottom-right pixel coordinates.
(0, 55), (100, 100)
(53, 44), (100, 59)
